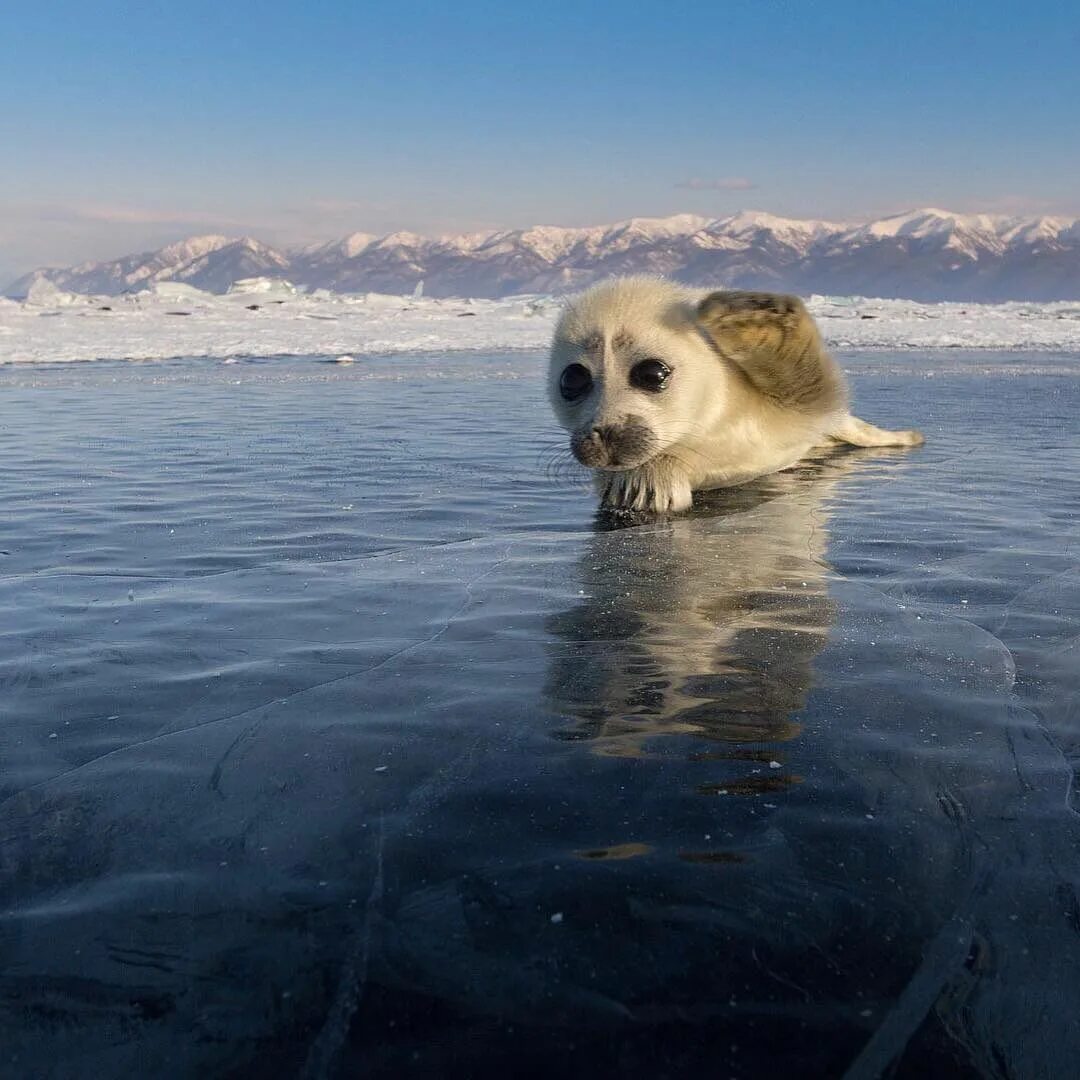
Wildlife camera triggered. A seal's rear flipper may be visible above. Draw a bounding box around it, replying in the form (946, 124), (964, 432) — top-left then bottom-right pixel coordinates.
(831, 414), (925, 447)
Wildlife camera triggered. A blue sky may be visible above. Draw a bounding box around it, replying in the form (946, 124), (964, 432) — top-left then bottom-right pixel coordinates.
(2, 0), (1079, 280)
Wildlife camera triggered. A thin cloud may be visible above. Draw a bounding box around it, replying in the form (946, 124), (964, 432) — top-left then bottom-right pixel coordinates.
(676, 177), (757, 192)
(25, 202), (253, 229)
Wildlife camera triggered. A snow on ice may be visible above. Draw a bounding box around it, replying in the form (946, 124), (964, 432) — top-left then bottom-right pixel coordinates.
(2, 278), (1080, 365)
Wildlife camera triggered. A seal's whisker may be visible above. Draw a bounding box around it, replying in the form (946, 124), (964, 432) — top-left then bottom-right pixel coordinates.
(540, 445), (589, 487)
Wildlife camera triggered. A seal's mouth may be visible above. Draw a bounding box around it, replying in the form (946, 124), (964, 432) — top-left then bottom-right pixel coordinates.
(571, 418), (658, 471)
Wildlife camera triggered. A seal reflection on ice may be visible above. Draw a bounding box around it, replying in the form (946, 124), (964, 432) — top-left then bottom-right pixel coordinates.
(548, 276), (924, 513)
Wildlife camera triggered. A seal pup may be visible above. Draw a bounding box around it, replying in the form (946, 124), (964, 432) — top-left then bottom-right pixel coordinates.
(548, 276), (923, 513)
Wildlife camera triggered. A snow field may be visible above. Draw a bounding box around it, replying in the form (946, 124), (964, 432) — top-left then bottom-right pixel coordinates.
(2, 278), (1080, 365)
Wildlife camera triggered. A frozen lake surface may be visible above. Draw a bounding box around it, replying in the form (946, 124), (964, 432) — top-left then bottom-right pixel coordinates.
(1, 350), (1078, 1078)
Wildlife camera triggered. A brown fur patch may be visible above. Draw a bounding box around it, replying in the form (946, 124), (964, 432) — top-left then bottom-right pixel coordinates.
(696, 290), (847, 414)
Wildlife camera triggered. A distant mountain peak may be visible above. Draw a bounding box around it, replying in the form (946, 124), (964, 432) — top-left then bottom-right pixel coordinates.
(603, 213), (712, 235)
(715, 209), (841, 233)
(157, 234), (234, 259)
(374, 231), (426, 249)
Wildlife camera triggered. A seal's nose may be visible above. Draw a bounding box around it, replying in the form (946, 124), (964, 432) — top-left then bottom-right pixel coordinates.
(571, 426), (612, 467)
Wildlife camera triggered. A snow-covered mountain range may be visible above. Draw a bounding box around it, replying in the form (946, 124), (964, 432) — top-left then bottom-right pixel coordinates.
(7, 208), (1080, 302)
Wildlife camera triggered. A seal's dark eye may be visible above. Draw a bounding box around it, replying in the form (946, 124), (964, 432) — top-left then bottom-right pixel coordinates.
(559, 363), (593, 402)
(630, 359), (672, 392)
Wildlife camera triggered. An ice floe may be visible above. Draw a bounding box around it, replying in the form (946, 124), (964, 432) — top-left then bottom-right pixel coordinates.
(2, 280), (1080, 364)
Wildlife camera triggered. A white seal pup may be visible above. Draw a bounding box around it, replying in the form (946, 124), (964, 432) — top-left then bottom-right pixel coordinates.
(548, 276), (924, 513)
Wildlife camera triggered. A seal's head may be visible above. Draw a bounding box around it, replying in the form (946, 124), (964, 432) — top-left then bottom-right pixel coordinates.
(548, 277), (726, 472)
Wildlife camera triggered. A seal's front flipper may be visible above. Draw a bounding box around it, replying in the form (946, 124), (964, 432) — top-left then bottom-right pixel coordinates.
(831, 414), (925, 448)
(695, 290), (847, 414)
(596, 459), (694, 514)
